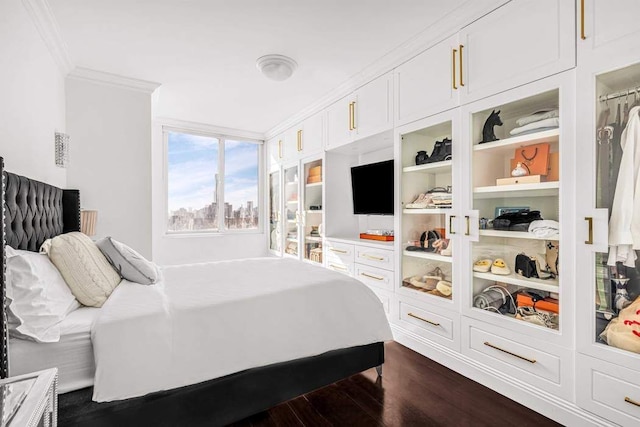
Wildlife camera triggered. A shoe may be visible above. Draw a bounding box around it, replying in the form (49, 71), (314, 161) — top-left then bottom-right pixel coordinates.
(432, 239), (448, 254)
(441, 240), (452, 256)
(491, 259), (510, 275)
(473, 259), (492, 273)
(406, 193), (429, 209)
(436, 280), (452, 296)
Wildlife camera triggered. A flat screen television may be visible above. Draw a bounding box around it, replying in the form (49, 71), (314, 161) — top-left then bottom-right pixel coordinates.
(351, 160), (394, 215)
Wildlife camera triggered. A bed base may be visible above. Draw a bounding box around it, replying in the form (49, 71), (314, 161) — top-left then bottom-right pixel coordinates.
(59, 342), (384, 426)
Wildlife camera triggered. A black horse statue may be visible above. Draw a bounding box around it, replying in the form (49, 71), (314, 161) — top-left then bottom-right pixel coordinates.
(480, 109), (502, 143)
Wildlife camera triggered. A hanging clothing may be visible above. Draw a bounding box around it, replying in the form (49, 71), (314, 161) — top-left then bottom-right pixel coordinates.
(608, 106), (640, 267)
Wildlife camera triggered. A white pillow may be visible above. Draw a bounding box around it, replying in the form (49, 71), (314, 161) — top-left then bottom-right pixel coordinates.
(6, 246), (80, 343)
(41, 232), (121, 307)
(96, 237), (158, 285)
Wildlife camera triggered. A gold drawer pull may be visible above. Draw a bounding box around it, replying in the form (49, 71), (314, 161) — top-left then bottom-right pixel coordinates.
(484, 342), (537, 364)
(625, 397), (640, 407)
(361, 272), (384, 281)
(329, 264), (348, 271)
(408, 312), (440, 327)
(362, 254), (384, 261)
(585, 217), (593, 244)
(459, 44), (464, 86)
(465, 215), (470, 236)
(330, 248), (348, 254)
(449, 215), (456, 235)
(452, 48), (457, 90)
(297, 129), (303, 152)
(580, 0), (586, 40)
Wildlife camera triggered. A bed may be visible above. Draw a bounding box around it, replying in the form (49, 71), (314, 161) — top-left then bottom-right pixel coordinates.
(0, 157), (391, 425)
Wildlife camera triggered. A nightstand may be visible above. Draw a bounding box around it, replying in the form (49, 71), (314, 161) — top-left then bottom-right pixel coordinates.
(0, 368), (57, 426)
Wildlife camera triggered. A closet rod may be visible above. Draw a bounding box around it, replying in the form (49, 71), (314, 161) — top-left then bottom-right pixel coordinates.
(599, 86), (640, 103)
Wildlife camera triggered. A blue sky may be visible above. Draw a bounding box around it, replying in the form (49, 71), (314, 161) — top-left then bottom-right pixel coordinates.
(167, 132), (258, 212)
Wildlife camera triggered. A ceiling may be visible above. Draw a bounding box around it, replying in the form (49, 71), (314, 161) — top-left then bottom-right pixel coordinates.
(49, 0), (466, 133)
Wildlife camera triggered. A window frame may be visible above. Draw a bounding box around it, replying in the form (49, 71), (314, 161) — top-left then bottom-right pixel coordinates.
(163, 125), (264, 236)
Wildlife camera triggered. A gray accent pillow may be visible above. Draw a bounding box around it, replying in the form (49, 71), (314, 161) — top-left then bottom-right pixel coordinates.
(96, 237), (158, 285)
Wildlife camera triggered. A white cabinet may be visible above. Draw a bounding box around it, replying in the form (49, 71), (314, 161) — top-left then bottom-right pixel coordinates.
(458, 0), (575, 104)
(299, 112), (324, 157)
(325, 72), (393, 150)
(578, 0), (640, 63)
(395, 34), (460, 126)
(267, 137), (283, 171)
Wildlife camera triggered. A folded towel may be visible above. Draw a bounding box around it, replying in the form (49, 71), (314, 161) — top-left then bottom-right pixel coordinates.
(516, 109), (559, 127)
(510, 117), (560, 136)
(528, 220), (560, 238)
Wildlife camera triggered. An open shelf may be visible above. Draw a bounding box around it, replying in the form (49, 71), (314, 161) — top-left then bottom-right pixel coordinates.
(473, 181), (559, 199)
(473, 271), (559, 293)
(403, 208), (451, 214)
(305, 236), (323, 242)
(306, 210), (323, 214)
(473, 128), (559, 154)
(286, 200), (298, 204)
(403, 250), (452, 263)
(479, 230), (559, 241)
(305, 182), (323, 188)
(403, 160), (452, 174)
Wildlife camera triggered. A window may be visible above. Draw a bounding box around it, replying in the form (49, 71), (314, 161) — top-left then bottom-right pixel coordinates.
(166, 130), (260, 233)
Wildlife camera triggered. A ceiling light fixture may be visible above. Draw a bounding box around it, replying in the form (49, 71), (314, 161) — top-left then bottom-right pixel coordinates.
(256, 54), (297, 81)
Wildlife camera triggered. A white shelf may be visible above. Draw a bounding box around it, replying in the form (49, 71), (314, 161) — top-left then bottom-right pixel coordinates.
(305, 236), (323, 242)
(286, 237), (298, 242)
(473, 271), (559, 293)
(403, 208), (451, 214)
(403, 250), (452, 263)
(305, 182), (323, 187)
(286, 181), (299, 186)
(287, 219), (297, 223)
(473, 128), (559, 154)
(403, 160), (452, 174)
(286, 200), (298, 204)
(473, 181), (559, 199)
(479, 230), (559, 241)
(306, 210), (323, 214)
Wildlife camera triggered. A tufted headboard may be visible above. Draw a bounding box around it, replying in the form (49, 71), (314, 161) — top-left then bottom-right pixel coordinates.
(0, 157), (81, 378)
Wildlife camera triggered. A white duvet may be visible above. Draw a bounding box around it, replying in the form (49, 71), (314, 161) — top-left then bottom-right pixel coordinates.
(91, 258), (392, 402)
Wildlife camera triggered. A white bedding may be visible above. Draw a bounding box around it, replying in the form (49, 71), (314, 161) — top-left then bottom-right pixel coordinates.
(9, 307), (99, 393)
(91, 258), (392, 402)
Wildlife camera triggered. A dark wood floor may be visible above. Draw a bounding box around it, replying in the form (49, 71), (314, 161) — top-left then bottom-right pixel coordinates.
(230, 342), (561, 427)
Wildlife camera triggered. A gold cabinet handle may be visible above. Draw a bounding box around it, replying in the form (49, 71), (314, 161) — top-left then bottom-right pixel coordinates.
(278, 140), (282, 159)
(484, 342), (537, 364)
(348, 102), (354, 130)
(329, 263), (348, 271)
(361, 272), (384, 281)
(465, 215), (470, 236)
(330, 248), (348, 254)
(580, 0), (586, 40)
(585, 217), (593, 244)
(362, 254), (384, 261)
(351, 101), (356, 130)
(297, 129), (303, 152)
(408, 312), (440, 327)
(625, 397), (640, 407)
(449, 215), (456, 235)
(459, 44), (464, 87)
(452, 48), (457, 90)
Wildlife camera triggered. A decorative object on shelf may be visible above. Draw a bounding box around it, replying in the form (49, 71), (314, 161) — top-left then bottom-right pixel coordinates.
(513, 142), (550, 176)
(359, 233), (394, 241)
(307, 166), (322, 184)
(516, 292), (559, 314)
(55, 131), (69, 168)
(511, 162), (529, 177)
(515, 306), (559, 329)
(309, 205), (322, 210)
(406, 230), (441, 252)
(80, 210), (98, 236)
(310, 247), (323, 263)
(493, 209), (542, 231)
(514, 253), (555, 279)
(415, 150), (429, 165)
(424, 138), (452, 163)
(479, 110), (503, 144)
(256, 54), (298, 81)
(491, 259), (511, 275)
(473, 285), (516, 315)
(473, 259), (492, 273)
(309, 226), (320, 237)
(545, 240), (559, 275)
(494, 206), (530, 217)
(479, 217), (489, 229)
(599, 296), (640, 353)
(613, 278), (632, 311)
(496, 174), (545, 185)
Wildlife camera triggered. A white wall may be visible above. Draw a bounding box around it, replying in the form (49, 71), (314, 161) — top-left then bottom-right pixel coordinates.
(66, 78), (153, 258)
(0, 0), (66, 186)
(151, 122), (268, 266)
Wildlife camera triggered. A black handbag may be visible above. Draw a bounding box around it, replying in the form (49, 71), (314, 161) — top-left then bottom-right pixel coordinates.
(515, 253), (555, 279)
(406, 230), (441, 252)
(493, 210), (543, 231)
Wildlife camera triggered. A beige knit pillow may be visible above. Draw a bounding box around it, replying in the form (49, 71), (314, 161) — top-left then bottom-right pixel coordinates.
(41, 232), (121, 307)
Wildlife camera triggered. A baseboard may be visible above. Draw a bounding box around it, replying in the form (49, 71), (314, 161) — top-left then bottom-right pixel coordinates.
(390, 324), (614, 427)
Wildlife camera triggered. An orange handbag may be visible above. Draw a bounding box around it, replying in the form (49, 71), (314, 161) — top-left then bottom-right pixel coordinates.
(513, 143), (551, 176)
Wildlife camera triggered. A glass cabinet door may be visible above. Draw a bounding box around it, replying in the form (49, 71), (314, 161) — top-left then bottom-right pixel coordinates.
(302, 158), (323, 264)
(268, 170), (281, 254)
(284, 165), (300, 258)
(468, 89), (561, 331)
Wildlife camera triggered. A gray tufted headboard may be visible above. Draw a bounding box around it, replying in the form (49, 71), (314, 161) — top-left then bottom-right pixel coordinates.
(0, 157), (81, 378)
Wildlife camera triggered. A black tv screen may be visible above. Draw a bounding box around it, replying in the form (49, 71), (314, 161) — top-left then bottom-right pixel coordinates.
(351, 160), (394, 215)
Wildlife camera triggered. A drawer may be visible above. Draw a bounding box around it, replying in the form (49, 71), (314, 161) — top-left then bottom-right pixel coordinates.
(325, 240), (354, 264)
(577, 354), (640, 426)
(355, 264), (394, 292)
(394, 296), (459, 351)
(326, 261), (353, 277)
(462, 318), (566, 393)
(355, 246), (394, 271)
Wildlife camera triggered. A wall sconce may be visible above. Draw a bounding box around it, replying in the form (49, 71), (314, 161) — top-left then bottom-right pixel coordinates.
(80, 210), (98, 236)
(55, 132), (69, 168)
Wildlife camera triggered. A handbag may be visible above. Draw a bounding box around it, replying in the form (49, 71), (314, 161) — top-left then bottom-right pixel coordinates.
(493, 210), (543, 231)
(545, 240), (559, 276)
(473, 285), (516, 315)
(513, 143), (550, 176)
(406, 230), (441, 252)
(515, 253), (555, 279)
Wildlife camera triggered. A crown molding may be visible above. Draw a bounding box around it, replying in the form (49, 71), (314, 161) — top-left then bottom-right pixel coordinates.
(21, 0), (74, 75)
(264, 0), (507, 140)
(155, 117), (264, 143)
(67, 67), (161, 94)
